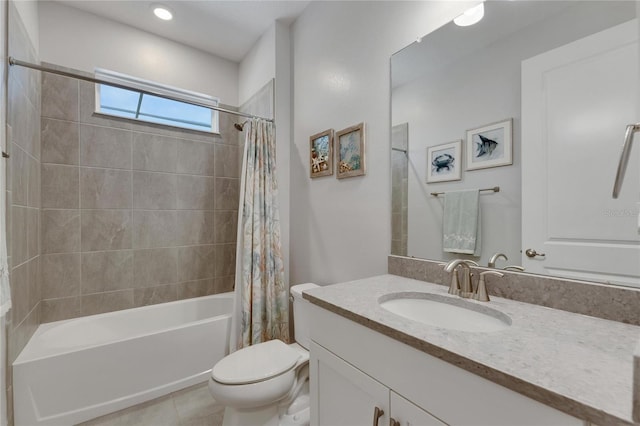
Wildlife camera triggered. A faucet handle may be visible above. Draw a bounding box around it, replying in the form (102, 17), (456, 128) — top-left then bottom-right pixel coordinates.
(447, 268), (461, 296)
(474, 271), (504, 302)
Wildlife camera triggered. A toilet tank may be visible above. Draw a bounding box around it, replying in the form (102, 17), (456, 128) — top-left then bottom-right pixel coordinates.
(290, 283), (318, 350)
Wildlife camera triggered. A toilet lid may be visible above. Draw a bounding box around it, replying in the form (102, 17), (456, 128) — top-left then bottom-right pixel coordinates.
(212, 339), (301, 385)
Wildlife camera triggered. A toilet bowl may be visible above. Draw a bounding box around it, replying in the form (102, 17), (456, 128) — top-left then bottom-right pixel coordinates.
(209, 283), (318, 426)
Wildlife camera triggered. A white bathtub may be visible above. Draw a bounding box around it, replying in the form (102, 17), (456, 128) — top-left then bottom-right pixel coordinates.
(13, 293), (233, 426)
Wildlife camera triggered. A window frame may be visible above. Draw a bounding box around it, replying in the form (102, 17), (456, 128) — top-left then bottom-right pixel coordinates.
(94, 68), (220, 134)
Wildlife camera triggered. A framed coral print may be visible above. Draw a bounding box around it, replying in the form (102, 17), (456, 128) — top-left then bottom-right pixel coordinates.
(466, 118), (513, 171)
(336, 122), (365, 179)
(427, 140), (462, 183)
(309, 129), (334, 178)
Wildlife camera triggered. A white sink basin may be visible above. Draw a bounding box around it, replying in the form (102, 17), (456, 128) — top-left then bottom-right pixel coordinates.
(379, 292), (511, 332)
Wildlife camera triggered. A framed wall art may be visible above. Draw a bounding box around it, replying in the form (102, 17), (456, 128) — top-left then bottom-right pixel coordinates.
(426, 140), (462, 183)
(309, 129), (334, 178)
(336, 122), (365, 179)
(465, 118), (513, 171)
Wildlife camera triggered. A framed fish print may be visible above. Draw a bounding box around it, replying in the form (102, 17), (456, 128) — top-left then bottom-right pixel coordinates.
(427, 140), (462, 183)
(465, 118), (513, 171)
(309, 129), (334, 178)
(336, 122), (365, 179)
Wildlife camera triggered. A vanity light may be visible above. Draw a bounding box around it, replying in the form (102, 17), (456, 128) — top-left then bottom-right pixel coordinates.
(454, 3), (484, 27)
(152, 5), (173, 21)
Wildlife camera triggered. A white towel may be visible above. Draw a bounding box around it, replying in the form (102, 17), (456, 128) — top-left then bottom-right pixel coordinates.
(442, 189), (482, 256)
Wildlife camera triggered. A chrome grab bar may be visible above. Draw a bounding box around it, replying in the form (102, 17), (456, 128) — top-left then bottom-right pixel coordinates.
(612, 123), (640, 199)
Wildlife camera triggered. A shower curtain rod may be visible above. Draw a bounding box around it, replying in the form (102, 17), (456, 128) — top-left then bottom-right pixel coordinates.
(8, 57), (275, 123)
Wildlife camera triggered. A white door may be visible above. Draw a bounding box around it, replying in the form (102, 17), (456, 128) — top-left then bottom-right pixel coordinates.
(522, 19), (640, 287)
(310, 342), (389, 426)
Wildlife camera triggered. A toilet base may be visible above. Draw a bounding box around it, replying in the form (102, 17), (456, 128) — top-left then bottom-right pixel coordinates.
(220, 381), (310, 426)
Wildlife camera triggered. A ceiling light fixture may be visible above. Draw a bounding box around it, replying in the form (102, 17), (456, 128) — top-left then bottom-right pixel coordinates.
(454, 3), (484, 27)
(152, 5), (173, 21)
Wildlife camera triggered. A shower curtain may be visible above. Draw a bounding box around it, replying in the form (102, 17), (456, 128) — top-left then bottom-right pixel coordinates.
(230, 118), (289, 351)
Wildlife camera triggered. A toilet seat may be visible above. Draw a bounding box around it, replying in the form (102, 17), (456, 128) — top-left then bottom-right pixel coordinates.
(212, 340), (302, 385)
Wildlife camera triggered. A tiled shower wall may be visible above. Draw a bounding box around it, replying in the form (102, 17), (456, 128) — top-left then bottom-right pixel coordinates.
(5, 2), (42, 424)
(39, 67), (241, 323)
(391, 123), (408, 256)
(6, 0), (41, 371)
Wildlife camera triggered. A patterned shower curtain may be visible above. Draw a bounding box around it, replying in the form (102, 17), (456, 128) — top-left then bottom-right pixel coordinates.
(231, 118), (289, 351)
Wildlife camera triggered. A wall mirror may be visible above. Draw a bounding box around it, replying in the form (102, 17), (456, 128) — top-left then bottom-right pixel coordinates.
(390, 1), (640, 287)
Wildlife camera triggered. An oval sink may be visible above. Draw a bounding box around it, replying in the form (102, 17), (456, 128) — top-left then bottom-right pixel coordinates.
(379, 292), (511, 332)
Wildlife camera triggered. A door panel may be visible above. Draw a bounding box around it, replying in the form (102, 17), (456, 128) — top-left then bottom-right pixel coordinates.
(522, 19), (640, 286)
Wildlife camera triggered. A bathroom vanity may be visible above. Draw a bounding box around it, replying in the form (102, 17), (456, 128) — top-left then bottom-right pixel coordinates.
(304, 275), (640, 425)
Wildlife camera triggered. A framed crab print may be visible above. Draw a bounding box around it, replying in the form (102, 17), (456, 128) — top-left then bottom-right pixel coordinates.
(465, 118), (513, 171)
(426, 140), (462, 183)
(336, 122), (365, 179)
(309, 129), (334, 178)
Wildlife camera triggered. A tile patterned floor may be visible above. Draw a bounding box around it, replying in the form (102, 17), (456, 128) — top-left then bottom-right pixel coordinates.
(78, 382), (224, 426)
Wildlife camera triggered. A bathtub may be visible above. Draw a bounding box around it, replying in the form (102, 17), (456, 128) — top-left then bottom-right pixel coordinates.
(13, 292), (233, 426)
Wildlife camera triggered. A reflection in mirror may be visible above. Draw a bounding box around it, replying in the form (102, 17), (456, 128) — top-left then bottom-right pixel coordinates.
(391, 1), (640, 287)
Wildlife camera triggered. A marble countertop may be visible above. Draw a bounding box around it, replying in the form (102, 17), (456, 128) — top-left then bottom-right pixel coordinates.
(303, 274), (640, 425)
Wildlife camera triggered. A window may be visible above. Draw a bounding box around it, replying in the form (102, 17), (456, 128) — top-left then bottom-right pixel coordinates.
(95, 69), (219, 133)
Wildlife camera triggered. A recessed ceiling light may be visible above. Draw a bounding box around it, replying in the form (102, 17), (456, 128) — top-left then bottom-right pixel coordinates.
(454, 3), (484, 27)
(152, 5), (173, 21)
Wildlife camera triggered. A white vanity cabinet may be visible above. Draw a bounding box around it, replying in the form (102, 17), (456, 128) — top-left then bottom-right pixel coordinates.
(311, 342), (445, 426)
(309, 304), (586, 426)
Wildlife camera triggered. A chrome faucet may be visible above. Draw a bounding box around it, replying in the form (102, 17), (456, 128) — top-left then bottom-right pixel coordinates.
(488, 253), (507, 268)
(444, 259), (479, 297)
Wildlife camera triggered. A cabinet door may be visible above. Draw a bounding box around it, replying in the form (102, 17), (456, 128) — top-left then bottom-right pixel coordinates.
(310, 342), (388, 426)
(390, 392), (447, 426)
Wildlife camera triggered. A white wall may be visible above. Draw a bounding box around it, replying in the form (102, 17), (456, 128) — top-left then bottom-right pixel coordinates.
(239, 24), (276, 106)
(289, 1), (473, 286)
(12, 0), (38, 55)
(38, 1), (238, 105)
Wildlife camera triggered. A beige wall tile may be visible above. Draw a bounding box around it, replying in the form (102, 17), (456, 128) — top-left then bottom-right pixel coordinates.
(11, 206), (28, 264)
(11, 144), (28, 206)
(177, 245), (215, 282)
(28, 257), (41, 313)
(41, 118), (79, 165)
(134, 284), (178, 307)
(28, 155), (40, 208)
(41, 209), (81, 254)
(177, 175), (215, 210)
(41, 253), (81, 299)
(80, 168), (132, 209)
(214, 244), (235, 278)
(214, 276), (235, 294)
(213, 211), (237, 244)
(214, 178), (239, 210)
(41, 164), (79, 208)
(41, 73), (78, 121)
(81, 290), (134, 316)
(133, 248), (178, 288)
(133, 171), (177, 210)
(177, 279), (216, 300)
(10, 263), (28, 326)
(81, 210), (132, 251)
(40, 297), (82, 323)
(214, 143), (239, 178)
(81, 251), (134, 294)
(132, 132), (177, 173)
(27, 207), (39, 259)
(177, 139), (215, 176)
(80, 124), (132, 169)
(133, 210), (176, 249)
(176, 210), (215, 245)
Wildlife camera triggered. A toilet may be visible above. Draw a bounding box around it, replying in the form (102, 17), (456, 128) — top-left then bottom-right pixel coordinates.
(208, 283), (318, 426)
